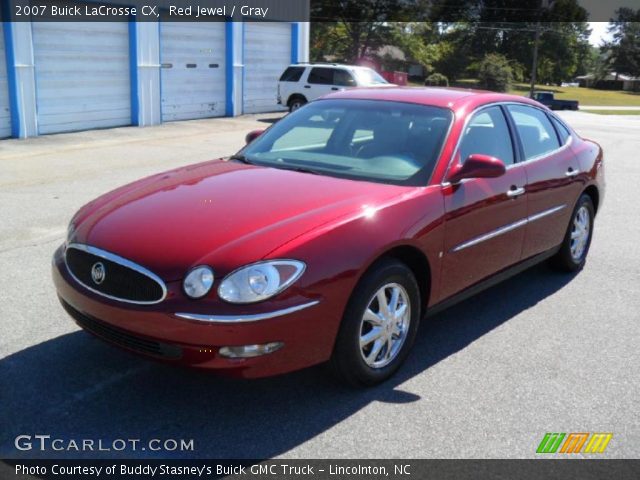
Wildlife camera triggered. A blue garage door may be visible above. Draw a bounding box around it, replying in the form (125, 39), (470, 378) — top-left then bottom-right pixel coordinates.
(0, 23), (11, 139)
(243, 23), (291, 114)
(32, 20), (131, 135)
(160, 22), (226, 122)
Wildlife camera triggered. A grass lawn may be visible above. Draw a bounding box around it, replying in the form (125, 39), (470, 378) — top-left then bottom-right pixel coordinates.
(581, 109), (640, 115)
(446, 79), (640, 106)
(508, 83), (640, 106)
(409, 79), (640, 106)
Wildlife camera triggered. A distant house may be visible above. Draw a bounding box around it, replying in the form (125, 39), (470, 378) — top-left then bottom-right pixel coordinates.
(374, 45), (425, 78)
(576, 72), (640, 91)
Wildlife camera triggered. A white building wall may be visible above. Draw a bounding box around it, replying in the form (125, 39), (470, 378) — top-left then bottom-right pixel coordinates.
(2, 20), (308, 138)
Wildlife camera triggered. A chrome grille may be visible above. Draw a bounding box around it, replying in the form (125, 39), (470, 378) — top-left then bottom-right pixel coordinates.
(65, 244), (167, 304)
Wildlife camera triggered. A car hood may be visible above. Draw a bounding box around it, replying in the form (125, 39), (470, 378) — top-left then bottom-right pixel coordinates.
(71, 160), (408, 280)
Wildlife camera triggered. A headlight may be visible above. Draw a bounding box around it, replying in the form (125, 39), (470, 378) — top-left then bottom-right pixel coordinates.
(218, 260), (305, 304)
(183, 266), (215, 299)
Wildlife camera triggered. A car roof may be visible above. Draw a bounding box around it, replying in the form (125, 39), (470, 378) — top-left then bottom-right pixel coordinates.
(288, 63), (370, 70)
(322, 86), (541, 111)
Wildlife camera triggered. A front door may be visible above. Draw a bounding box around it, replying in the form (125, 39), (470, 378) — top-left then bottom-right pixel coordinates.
(440, 105), (528, 301)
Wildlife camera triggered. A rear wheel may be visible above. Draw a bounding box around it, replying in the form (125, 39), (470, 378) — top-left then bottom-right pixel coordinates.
(330, 259), (421, 387)
(288, 96), (307, 112)
(551, 193), (594, 272)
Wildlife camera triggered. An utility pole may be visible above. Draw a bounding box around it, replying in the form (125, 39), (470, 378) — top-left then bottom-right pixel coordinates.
(529, 0), (552, 98)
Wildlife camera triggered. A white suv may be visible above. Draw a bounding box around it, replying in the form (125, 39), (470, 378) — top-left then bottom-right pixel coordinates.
(277, 63), (391, 112)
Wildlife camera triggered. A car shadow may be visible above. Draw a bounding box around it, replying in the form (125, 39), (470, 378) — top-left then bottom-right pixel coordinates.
(0, 263), (575, 460)
(257, 117), (283, 125)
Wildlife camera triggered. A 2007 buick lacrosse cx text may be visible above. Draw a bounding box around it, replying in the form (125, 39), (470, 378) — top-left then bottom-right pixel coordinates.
(52, 87), (604, 386)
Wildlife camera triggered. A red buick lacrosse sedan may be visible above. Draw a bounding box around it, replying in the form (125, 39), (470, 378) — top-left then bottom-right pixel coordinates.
(52, 88), (604, 386)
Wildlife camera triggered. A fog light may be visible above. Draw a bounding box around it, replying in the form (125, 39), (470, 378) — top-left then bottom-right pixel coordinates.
(219, 342), (283, 358)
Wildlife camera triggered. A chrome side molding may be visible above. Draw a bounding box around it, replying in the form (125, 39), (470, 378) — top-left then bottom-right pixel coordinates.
(451, 204), (567, 253)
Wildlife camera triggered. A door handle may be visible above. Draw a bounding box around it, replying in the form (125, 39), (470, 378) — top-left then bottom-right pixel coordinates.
(331, 87), (339, 91)
(565, 167), (580, 177)
(304, 85), (311, 89)
(507, 186), (526, 198)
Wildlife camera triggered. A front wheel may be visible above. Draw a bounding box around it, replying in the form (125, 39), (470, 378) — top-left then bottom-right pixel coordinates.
(551, 194), (595, 272)
(330, 259), (421, 387)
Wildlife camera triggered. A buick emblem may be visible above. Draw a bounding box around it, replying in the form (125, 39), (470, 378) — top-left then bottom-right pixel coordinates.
(91, 262), (106, 285)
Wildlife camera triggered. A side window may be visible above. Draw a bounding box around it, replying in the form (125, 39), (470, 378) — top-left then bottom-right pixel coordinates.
(459, 106), (514, 165)
(308, 68), (334, 85)
(334, 69), (356, 87)
(279, 67), (305, 82)
(507, 105), (561, 160)
(550, 115), (571, 145)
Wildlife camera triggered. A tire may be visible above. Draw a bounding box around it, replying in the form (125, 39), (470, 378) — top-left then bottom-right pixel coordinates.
(329, 259), (421, 387)
(551, 193), (595, 272)
(288, 96), (307, 112)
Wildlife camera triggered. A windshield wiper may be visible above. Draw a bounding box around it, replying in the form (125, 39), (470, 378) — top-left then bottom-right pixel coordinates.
(229, 154), (253, 164)
(275, 165), (320, 175)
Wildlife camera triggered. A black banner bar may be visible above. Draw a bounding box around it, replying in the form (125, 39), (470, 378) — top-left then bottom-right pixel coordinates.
(1, 0), (309, 22)
(1, 0), (639, 22)
(2, 459), (640, 480)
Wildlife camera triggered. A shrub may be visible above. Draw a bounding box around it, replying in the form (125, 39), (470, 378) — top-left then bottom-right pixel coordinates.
(477, 54), (513, 92)
(425, 73), (449, 87)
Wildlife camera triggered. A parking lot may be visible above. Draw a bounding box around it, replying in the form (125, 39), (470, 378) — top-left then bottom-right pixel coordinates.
(1, 111), (638, 459)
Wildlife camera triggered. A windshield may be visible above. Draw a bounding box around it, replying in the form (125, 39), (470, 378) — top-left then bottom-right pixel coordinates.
(352, 68), (389, 85)
(239, 99), (452, 186)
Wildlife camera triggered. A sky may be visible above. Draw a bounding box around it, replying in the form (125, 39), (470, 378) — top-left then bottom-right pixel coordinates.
(580, 0), (637, 45)
(588, 22), (613, 46)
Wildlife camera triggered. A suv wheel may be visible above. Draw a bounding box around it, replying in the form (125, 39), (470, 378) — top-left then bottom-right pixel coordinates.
(288, 96), (307, 112)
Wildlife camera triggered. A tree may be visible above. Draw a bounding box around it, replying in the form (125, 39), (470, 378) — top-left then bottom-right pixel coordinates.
(388, 23), (442, 73)
(605, 8), (640, 78)
(431, 1), (589, 84)
(477, 53), (513, 91)
(536, 22), (591, 84)
(309, 0), (592, 85)
(310, 0), (420, 62)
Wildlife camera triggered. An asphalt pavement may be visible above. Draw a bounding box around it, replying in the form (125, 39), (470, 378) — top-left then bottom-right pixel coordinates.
(0, 111), (638, 459)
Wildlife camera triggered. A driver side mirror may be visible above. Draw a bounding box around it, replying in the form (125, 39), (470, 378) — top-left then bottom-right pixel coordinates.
(245, 129), (265, 144)
(447, 154), (506, 184)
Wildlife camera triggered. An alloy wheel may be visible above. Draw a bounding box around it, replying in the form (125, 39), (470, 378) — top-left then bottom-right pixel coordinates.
(359, 283), (411, 369)
(570, 205), (590, 261)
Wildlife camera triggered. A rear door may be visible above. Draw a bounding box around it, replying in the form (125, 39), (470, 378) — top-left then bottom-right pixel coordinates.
(305, 67), (354, 102)
(505, 104), (582, 259)
(440, 105), (527, 300)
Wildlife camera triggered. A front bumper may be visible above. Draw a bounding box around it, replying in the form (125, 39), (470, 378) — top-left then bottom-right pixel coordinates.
(52, 246), (336, 378)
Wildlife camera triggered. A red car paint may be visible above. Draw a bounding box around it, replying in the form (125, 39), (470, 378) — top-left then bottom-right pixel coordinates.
(52, 88), (604, 378)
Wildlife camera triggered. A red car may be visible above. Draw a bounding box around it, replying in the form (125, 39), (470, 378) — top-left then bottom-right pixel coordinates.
(52, 88), (604, 386)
